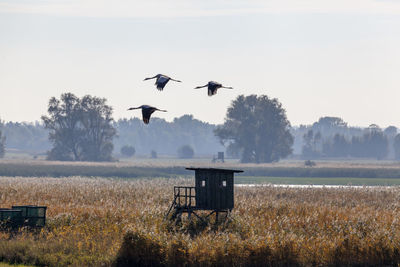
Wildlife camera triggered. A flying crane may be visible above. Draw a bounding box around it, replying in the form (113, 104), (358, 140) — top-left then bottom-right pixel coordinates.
(144, 74), (181, 91)
(194, 81), (233, 96)
(128, 105), (167, 124)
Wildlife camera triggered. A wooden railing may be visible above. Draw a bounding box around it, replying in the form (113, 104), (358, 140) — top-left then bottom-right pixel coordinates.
(173, 186), (196, 208)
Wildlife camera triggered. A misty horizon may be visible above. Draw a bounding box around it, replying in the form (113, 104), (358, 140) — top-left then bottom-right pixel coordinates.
(1, 111), (399, 129)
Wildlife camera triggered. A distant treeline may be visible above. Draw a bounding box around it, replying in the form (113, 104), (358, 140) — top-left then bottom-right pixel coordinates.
(1, 121), (50, 153)
(295, 117), (399, 160)
(0, 115), (224, 157)
(1, 115), (399, 160)
(115, 115), (223, 156)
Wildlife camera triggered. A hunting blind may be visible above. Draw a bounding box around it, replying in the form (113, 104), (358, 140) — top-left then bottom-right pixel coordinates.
(166, 167), (243, 222)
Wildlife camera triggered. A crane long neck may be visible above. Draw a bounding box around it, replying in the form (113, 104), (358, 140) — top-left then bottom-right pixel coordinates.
(144, 75), (158, 80)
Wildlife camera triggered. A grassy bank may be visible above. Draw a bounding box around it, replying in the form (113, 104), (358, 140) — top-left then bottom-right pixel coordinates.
(236, 176), (400, 185)
(2, 160), (400, 179)
(0, 161), (190, 178)
(239, 166), (400, 178)
(1, 177), (400, 266)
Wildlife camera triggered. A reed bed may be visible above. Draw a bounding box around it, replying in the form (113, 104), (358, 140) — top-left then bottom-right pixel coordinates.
(1, 177), (400, 266)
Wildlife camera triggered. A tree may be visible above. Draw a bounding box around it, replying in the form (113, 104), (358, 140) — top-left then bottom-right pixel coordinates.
(0, 120), (5, 158)
(384, 126), (397, 159)
(41, 93), (116, 161)
(394, 134), (400, 160)
(311, 117), (349, 139)
(302, 130), (314, 157)
(177, 145), (194, 158)
(313, 117), (347, 129)
(323, 133), (350, 157)
(226, 142), (241, 158)
(215, 95), (293, 163)
(120, 145), (135, 157)
(302, 130), (322, 158)
(348, 128), (388, 160)
(384, 126), (398, 137)
(363, 127), (388, 160)
(350, 135), (364, 158)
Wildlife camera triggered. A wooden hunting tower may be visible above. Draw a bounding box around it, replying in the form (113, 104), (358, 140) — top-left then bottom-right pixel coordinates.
(166, 167), (243, 222)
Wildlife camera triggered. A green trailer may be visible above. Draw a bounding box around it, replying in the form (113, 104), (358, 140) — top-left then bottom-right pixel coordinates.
(0, 205), (47, 228)
(12, 205), (47, 227)
(0, 208), (23, 228)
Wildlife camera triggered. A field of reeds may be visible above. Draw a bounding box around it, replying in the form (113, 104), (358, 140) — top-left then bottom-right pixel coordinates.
(2, 176), (400, 266)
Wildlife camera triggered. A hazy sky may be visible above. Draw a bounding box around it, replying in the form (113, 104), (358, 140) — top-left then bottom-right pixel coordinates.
(1, 0), (400, 127)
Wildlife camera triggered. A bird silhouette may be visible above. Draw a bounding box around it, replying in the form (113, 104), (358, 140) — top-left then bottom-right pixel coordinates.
(128, 105), (167, 124)
(194, 81), (233, 96)
(144, 74), (181, 91)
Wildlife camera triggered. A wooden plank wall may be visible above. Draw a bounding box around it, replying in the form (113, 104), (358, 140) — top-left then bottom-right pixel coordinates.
(195, 170), (234, 210)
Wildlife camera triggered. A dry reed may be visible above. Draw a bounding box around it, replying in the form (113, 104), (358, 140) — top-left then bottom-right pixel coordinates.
(1, 177), (400, 266)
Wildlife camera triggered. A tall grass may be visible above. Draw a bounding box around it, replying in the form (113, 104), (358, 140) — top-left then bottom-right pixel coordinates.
(1, 177), (400, 266)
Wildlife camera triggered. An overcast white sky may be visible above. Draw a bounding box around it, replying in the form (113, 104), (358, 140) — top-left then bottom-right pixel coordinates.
(1, 0), (400, 127)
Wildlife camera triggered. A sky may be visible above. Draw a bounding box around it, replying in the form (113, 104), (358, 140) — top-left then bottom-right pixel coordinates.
(1, 0), (400, 127)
